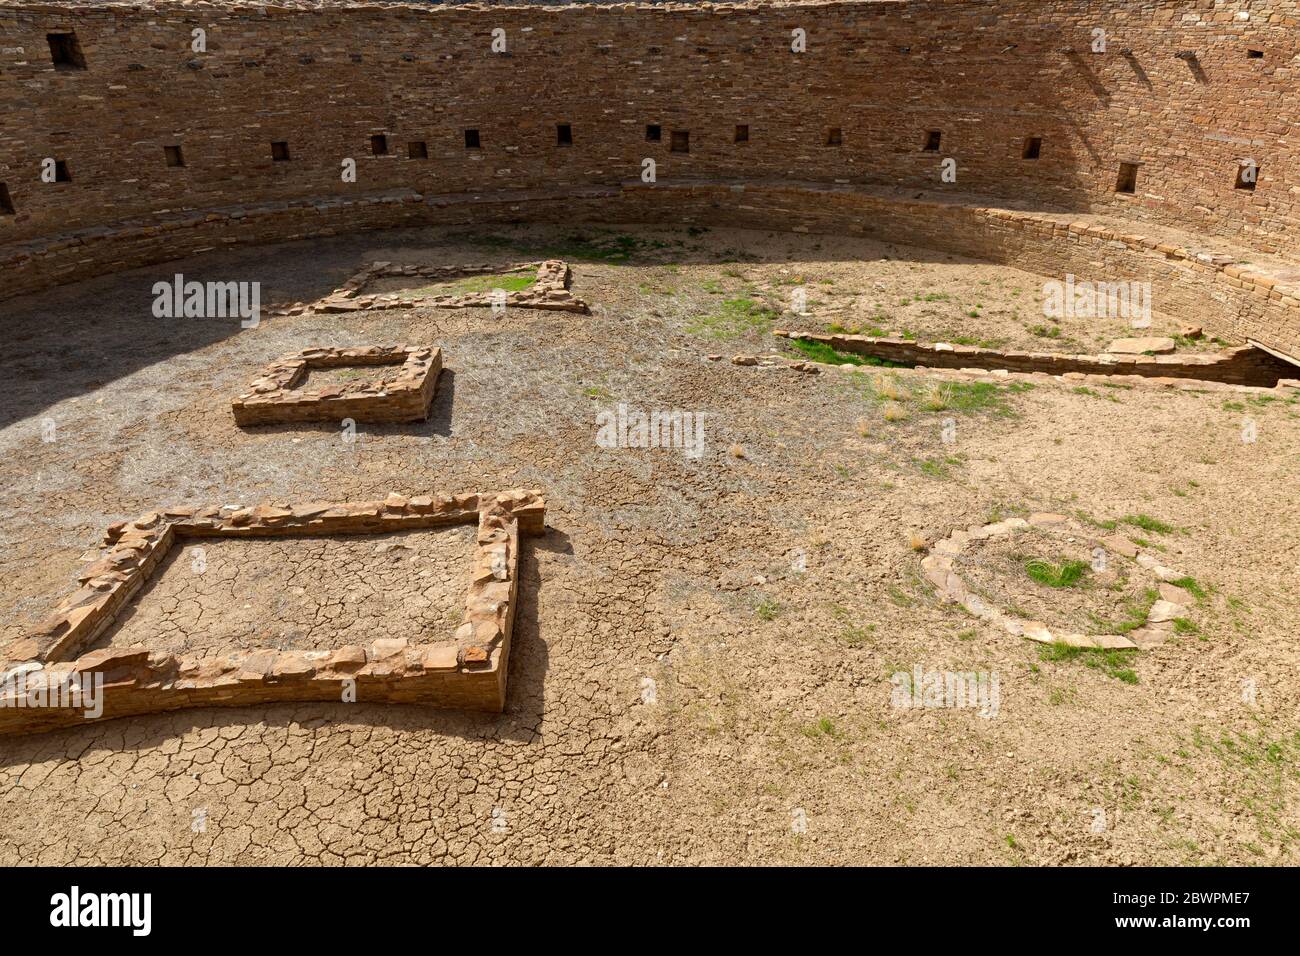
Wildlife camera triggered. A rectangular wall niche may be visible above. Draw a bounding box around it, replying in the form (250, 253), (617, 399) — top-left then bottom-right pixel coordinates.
(1115, 161), (1139, 194)
(232, 345), (442, 426)
(271, 141), (290, 162)
(825, 127), (843, 147)
(464, 129), (481, 149)
(52, 160), (71, 183)
(163, 145), (185, 168)
(1235, 162), (1258, 191)
(556, 123), (573, 146)
(645, 124), (661, 142)
(408, 141), (428, 159)
(671, 130), (690, 153)
(0, 490), (548, 735)
(47, 32), (86, 69)
(0, 183), (14, 216)
(370, 134), (389, 156)
(734, 124), (749, 144)
(1023, 136), (1042, 160)
(924, 130), (942, 151)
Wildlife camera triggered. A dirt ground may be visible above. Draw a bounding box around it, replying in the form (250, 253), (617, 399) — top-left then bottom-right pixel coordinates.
(96, 528), (475, 657)
(297, 362), (401, 390)
(0, 223), (1296, 865)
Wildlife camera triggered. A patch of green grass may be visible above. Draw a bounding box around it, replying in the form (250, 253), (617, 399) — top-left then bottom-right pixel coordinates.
(1075, 511), (1119, 531)
(688, 296), (781, 340)
(839, 622), (876, 645)
(1029, 324), (1061, 338)
(1048, 686), (1076, 706)
(944, 381), (1029, 416)
(402, 271), (537, 298)
(838, 372), (1029, 420)
(1039, 642), (1139, 683)
(1168, 576), (1208, 601)
(328, 368), (373, 381)
(915, 458), (953, 480)
(887, 586), (915, 608)
(801, 717), (844, 740)
(1024, 558), (1089, 588)
(756, 599), (781, 621)
(1121, 513), (1175, 534)
(1172, 617), (1200, 635)
(948, 335), (1004, 349)
(1073, 385), (1120, 402)
(790, 337), (906, 368)
(1087, 587), (1158, 636)
(986, 502), (1030, 524)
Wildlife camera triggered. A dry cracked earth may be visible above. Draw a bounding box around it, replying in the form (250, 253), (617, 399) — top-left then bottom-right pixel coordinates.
(0, 223), (1297, 866)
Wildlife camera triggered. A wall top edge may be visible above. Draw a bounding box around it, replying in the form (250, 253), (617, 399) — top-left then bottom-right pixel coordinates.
(0, 0), (920, 12)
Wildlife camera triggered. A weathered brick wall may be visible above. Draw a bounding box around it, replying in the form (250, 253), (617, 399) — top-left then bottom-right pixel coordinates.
(1, 1), (1296, 360)
(2, 0), (1296, 248)
(609, 180), (1300, 354)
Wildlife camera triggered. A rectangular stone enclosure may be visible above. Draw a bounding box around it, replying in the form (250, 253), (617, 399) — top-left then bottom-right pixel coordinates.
(232, 345), (441, 425)
(0, 490), (545, 735)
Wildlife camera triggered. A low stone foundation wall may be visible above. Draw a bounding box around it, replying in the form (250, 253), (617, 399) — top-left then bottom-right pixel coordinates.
(775, 331), (1297, 388)
(0, 489), (547, 736)
(304, 258), (590, 315)
(231, 345), (441, 426)
(3, 181), (1298, 362)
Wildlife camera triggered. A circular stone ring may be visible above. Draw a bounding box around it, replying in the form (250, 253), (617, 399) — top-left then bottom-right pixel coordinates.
(921, 512), (1193, 650)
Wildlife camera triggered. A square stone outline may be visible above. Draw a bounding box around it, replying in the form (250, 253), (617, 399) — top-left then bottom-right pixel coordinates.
(232, 344), (441, 425)
(0, 489), (545, 735)
(284, 258), (589, 316)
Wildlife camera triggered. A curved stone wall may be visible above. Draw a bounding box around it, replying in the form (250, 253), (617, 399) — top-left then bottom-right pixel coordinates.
(2, 1), (1297, 352)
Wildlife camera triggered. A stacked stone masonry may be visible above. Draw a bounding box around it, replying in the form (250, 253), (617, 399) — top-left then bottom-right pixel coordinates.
(299, 258), (590, 315)
(231, 344), (442, 424)
(2, 2), (1298, 358)
(773, 331), (1298, 387)
(0, 489), (546, 735)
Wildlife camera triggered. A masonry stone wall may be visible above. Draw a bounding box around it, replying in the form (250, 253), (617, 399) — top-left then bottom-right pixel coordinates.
(609, 181), (1300, 356)
(1, 1), (1297, 351)
(775, 332), (1298, 386)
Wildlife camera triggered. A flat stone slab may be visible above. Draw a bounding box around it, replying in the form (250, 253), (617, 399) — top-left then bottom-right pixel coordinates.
(1106, 336), (1177, 355)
